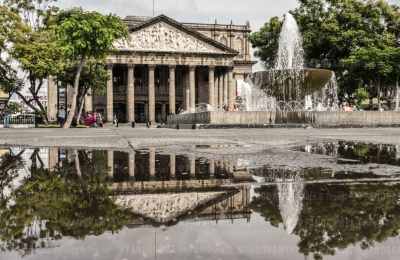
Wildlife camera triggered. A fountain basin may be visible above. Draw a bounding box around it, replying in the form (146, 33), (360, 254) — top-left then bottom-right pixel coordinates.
(250, 68), (335, 98)
(167, 111), (400, 129)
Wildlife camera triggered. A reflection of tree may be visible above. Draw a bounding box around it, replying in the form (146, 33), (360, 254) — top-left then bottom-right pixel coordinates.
(250, 186), (282, 227)
(0, 149), (24, 200)
(0, 149), (134, 256)
(252, 183), (400, 260)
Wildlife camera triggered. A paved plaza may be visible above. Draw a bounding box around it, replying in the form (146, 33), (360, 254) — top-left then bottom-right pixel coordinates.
(1, 127), (400, 149)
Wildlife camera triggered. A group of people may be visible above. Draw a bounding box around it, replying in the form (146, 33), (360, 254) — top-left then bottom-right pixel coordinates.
(84, 112), (104, 128)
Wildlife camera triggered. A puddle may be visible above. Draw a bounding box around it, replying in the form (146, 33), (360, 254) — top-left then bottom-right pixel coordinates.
(293, 141), (400, 166)
(1, 145), (400, 260)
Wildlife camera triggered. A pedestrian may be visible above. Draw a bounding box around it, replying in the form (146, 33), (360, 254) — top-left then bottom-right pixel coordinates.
(4, 113), (10, 128)
(113, 114), (119, 127)
(58, 108), (66, 127)
(96, 112), (104, 128)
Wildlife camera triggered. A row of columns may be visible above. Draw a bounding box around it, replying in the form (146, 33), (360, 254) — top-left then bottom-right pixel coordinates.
(106, 150), (235, 179)
(106, 64), (236, 124)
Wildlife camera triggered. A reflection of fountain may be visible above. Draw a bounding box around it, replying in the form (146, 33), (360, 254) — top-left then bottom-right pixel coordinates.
(237, 13), (339, 112)
(276, 173), (304, 234)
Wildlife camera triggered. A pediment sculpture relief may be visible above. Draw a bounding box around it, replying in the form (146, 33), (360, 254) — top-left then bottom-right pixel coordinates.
(114, 22), (224, 54)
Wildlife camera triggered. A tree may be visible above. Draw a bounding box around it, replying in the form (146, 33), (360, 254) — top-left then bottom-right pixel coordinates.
(11, 28), (64, 123)
(55, 8), (127, 128)
(249, 16), (282, 69)
(57, 59), (108, 124)
(0, 5), (25, 115)
(1, 0), (63, 124)
(0, 149), (134, 255)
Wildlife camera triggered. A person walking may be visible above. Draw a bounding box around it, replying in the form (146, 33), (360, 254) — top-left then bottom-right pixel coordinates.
(96, 112), (104, 128)
(58, 109), (66, 127)
(113, 114), (119, 127)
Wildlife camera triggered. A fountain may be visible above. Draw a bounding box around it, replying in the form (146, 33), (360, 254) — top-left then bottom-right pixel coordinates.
(168, 13), (400, 128)
(238, 13), (339, 112)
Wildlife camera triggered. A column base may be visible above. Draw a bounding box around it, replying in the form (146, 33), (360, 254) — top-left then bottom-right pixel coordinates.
(146, 121), (157, 128)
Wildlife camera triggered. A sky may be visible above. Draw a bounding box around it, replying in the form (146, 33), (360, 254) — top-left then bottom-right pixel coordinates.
(56, 0), (299, 30)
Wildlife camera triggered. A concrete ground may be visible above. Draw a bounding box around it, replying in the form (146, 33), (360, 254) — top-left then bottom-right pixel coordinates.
(1, 126), (400, 175)
(1, 126), (400, 150)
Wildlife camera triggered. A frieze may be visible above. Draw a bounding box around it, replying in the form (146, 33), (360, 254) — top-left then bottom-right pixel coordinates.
(114, 22), (225, 54)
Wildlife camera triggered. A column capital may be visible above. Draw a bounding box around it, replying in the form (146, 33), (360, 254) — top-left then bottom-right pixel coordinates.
(189, 65), (196, 71)
(208, 65), (216, 70)
(127, 63), (135, 69)
(148, 64), (157, 70)
(169, 65), (176, 69)
(106, 64), (114, 70)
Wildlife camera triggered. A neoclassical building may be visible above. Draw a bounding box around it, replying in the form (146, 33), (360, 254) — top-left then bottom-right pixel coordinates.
(48, 15), (255, 124)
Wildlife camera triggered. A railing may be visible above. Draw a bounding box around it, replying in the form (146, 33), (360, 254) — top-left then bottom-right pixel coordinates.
(0, 114), (36, 128)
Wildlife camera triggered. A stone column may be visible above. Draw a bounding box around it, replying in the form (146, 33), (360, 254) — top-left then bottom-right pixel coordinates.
(161, 103), (167, 122)
(208, 66), (215, 107)
(224, 70), (229, 106)
(84, 88), (93, 112)
(190, 155), (196, 176)
(170, 153), (176, 179)
(127, 64), (135, 123)
(48, 147), (58, 171)
(218, 74), (223, 109)
(189, 66), (196, 113)
(169, 65), (176, 114)
(106, 64), (114, 122)
(107, 150), (114, 179)
(209, 159), (215, 177)
(47, 76), (58, 122)
(148, 65), (156, 125)
(129, 152), (135, 179)
(185, 77), (190, 112)
(228, 68), (235, 111)
(214, 71), (219, 107)
(149, 147), (156, 179)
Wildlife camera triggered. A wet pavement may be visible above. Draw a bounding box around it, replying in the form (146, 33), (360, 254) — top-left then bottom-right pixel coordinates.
(1, 143), (400, 260)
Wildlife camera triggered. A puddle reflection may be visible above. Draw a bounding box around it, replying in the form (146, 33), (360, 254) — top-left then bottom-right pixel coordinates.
(294, 141), (400, 166)
(1, 146), (400, 260)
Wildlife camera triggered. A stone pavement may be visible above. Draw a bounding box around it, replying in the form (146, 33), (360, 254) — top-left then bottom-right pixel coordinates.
(0, 126), (400, 150)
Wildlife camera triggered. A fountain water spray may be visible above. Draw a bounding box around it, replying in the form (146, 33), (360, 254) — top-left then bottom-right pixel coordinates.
(237, 13), (339, 112)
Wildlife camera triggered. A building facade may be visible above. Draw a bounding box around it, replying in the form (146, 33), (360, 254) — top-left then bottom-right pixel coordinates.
(48, 15), (255, 124)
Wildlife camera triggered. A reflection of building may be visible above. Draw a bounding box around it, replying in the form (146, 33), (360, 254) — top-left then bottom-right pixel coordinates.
(48, 15), (255, 124)
(106, 149), (252, 224)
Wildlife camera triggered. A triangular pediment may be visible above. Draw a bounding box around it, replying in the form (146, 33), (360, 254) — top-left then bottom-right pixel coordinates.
(114, 15), (237, 55)
(115, 191), (227, 223)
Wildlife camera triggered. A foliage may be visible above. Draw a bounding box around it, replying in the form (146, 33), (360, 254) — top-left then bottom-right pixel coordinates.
(0, 0), (62, 123)
(57, 59), (108, 97)
(0, 5), (25, 106)
(354, 87), (369, 107)
(5, 101), (22, 114)
(249, 16), (282, 68)
(252, 183), (400, 260)
(0, 149), (134, 255)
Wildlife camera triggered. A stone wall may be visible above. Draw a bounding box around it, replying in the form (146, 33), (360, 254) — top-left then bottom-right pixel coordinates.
(168, 111), (400, 128)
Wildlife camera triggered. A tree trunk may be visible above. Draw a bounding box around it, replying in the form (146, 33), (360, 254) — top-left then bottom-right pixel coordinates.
(74, 150), (82, 177)
(63, 58), (86, 129)
(28, 77), (49, 125)
(396, 77), (399, 111)
(76, 88), (88, 125)
(377, 79), (382, 111)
